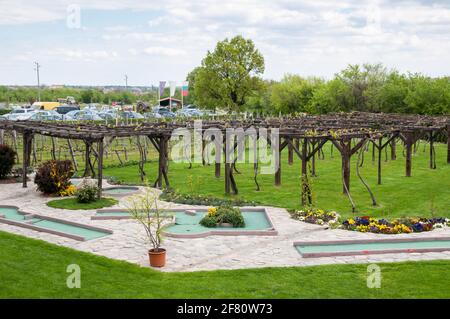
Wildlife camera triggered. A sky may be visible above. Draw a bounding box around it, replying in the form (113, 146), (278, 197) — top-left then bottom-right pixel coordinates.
(0, 0), (449, 86)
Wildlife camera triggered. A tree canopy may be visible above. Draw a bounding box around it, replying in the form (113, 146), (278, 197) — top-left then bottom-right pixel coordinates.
(193, 35), (265, 112)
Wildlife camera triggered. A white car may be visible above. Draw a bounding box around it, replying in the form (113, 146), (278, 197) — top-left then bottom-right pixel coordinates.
(3, 109), (36, 121)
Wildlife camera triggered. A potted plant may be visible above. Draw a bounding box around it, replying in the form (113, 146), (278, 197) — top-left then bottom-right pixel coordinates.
(125, 187), (167, 267)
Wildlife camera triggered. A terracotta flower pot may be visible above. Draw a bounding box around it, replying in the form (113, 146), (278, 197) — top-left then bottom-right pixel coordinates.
(148, 248), (166, 267)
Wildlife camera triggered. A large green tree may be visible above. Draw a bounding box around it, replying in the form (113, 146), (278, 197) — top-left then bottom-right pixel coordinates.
(193, 36), (265, 111)
(270, 75), (322, 114)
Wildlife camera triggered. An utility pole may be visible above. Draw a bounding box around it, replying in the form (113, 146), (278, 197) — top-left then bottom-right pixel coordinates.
(34, 62), (41, 102)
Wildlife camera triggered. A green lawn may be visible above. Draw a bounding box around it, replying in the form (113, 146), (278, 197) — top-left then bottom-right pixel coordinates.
(1, 230), (450, 298)
(104, 142), (450, 220)
(47, 197), (118, 210)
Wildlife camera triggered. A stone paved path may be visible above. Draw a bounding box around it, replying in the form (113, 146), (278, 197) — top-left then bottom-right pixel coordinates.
(1, 181), (450, 272)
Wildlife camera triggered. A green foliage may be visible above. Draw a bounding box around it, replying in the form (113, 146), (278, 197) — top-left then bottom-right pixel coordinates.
(76, 182), (99, 203)
(0, 144), (16, 179)
(199, 215), (217, 228)
(307, 78), (352, 114)
(271, 75), (322, 114)
(47, 197), (117, 210)
(200, 205), (245, 228)
(194, 35), (265, 111)
(0, 85), (158, 106)
(160, 189), (257, 207)
(4, 230), (450, 298)
(34, 160), (74, 195)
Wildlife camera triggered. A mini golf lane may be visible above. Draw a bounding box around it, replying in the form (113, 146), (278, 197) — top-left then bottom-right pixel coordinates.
(294, 237), (450, 258)
(0, 206), (112, 241)
(93, 208), (278, 238)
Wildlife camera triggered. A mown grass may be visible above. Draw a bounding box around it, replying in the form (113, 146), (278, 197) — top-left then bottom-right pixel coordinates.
(104, 142), (450, 220)
(46, 197), (118, 210)
(1, 230), (450, 298)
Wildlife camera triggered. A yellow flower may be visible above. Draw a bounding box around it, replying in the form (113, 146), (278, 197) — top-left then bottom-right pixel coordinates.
(348, 218), (355, 225)
(207, 207), (217, 217)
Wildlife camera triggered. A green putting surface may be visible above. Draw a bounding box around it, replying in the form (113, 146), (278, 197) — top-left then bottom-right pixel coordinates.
(102, 187), (139, 194)
(96, 211), (131, 217)
(165, 211), (272, 234)
(32, 220), (109, 240)
(296, 240), (450, 254)
(1, 207), (110, 241)
(0, 207), (26, 221)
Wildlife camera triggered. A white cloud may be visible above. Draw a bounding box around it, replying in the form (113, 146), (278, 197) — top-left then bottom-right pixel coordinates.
(1, 0), (450, 85)
(143, 47), (186, 57)
(48, 48), (119, 62)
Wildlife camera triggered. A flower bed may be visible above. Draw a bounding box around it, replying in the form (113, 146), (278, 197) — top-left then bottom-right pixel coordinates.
(160, 189), (257, 207)
(342, 216), (450, 234)
(200, 205), (245, 228)
(290, 208), (338, 225)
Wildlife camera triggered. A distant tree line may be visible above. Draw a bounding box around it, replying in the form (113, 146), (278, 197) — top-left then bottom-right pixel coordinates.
(0, 86), (159, 106)
(187, 36), (450, 115)
(2, 36), (449, 116)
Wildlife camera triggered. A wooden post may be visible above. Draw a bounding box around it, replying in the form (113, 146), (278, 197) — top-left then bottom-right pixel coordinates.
(157, 137), (164, 188)
(447, 124), (450, 164)
(429, 131), (435, 169)
(342, 141), (351, 193)
(215, 136), (221, 177)
(224, 162), (231, 194)
(275, 137), (281, 186)
(288, 142), (293, 165)
(301, 138), (308, 206)
(377, 137), (382, 185)
(83, 140), (91, 177)
(390, 137), (396, 160)
(97, 138), (104, 199)
(22, 132), (31, 188)
(405, 133), (413, 177)
(311, 140), (316, 177)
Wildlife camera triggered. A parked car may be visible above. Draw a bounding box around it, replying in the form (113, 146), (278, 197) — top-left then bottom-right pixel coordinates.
(122, 111), (144, 119)
(153, 107), (176, 118)
(3, 108), (36, 121)
(97, 112), (117, 120)
(177, 108), (203, 117)
(143, 112), (162, 119)
(54, 105), (80, 115)
(70, 110), (102, 121)
(28, 111), (62, 121)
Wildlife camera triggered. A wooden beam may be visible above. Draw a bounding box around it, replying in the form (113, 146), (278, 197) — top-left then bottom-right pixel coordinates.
(97, 138), (104, 199)
(377, 137), (382, 185)
(447, 124), (450, 164)
(405, 133), (413, 177)
(22, 132), (31, 188)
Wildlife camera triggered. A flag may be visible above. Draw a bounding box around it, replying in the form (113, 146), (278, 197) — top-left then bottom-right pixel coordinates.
(169, 81), (176, 97)
(159, 81), (166, 97)
(182, 81), (189, 97)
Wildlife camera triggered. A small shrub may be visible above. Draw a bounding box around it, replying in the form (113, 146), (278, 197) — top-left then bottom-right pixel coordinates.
(59, 184), (77, 197)
(160, 189), (257, 207)
(76, 180), (99, 203)
(0, 144), (16, 179)
(199, 216), (217, 228)
(34, 160), (74, 195)
(200, 204), (245, 228)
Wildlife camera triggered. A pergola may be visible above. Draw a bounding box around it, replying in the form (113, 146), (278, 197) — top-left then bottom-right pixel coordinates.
(0, 112), (448, 205)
